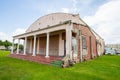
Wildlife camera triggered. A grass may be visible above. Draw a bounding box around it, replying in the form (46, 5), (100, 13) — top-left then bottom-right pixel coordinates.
(0, 50), (120, 80)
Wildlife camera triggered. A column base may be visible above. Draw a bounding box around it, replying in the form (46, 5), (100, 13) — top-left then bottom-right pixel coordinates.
(16, 53), (19, 54)
(45, 56), (49, 58)
(32, 54), (36, 56)
(23, 53), (26, 55)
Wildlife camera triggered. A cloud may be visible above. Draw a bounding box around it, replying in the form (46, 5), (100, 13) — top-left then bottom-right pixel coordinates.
(11, 28), (26, 44)
(0, 28), (26, 43)
(71, 0), (78, 13)
(61, 0), (78, 13)
(61, 8), (70, 13)
(0, 32), (12, 41)
(12, 28), (26, 36)
(83, 0), (120, 44)
(47, 0), (79, 14)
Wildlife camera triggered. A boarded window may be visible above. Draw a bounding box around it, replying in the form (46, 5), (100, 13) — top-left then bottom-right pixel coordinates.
(82, 36), (87, 49)
(49, 35), (59, 56)
(72, 32), (76, 37)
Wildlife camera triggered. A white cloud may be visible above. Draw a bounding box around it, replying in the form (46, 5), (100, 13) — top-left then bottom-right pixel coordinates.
(83, 0), (120, 44)
(45, 0), (79, 14)
(0, 28), (26, 43)
(72, 0), (77, 8)
(12, 28), (26, 36)
(0, 32), (12, 41)
(71, 0), (78, 13)
(61, 8), (70, 13)
(61, 0), (78, 13)
(11, 28), (26, 44)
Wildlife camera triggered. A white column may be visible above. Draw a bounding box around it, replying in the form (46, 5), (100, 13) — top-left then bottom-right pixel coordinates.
(17, 39), (20, 54)
(23, 37), (27, 55)
(11, 39), (14, 54)
(32, 35), (36, 56)
(66, 23), (72, 60)
(66, 29), (72, 54)
(45, 32), (49, 58)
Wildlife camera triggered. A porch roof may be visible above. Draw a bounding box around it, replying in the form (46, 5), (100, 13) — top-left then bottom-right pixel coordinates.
(13, 20), (71, 39)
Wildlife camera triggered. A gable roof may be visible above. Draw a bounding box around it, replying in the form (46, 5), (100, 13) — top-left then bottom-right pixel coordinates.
(13, 12), (103, 42)
(26, 13), (86, 32)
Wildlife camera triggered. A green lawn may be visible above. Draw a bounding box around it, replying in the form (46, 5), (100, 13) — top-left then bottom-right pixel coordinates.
(0, 50), (120, 80)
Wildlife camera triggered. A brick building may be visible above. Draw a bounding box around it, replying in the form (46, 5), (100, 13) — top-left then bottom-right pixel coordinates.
(10, 13), (104, 67)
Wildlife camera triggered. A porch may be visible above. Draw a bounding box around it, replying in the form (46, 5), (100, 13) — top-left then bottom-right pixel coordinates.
(12, 29), (67, 57)
(9, 53), (63, 65)
(10, 21), (74, 67)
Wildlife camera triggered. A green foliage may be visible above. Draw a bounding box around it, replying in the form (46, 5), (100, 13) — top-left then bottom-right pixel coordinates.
(13, 44), (23, 51)
(0, 51), (120, 80)
(3, 40), (12, 50)
(19, 44), (24, 51)
(0, 40), (12, 50)
(0, 40), (24, 51)
(14, 43), (18, 51)
(0, 40), (4, 45)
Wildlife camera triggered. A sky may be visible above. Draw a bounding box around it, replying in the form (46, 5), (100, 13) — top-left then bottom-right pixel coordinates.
(0, 0), (120, 44)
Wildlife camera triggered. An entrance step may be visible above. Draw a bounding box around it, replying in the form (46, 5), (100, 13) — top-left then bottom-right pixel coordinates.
(50, 60), (63, 67)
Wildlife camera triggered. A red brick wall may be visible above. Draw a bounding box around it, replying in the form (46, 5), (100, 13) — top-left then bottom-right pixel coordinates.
(73, 23), (97, 61)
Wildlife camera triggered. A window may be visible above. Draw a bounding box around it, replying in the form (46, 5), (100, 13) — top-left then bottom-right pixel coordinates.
(82, 36), (87, 49)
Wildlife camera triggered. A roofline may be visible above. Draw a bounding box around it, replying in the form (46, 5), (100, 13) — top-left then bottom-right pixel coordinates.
(26, 12), (79, 32)
(90, 28), (104, 40)
(13, 20), (71, 38)
(79, 17), (104, 40)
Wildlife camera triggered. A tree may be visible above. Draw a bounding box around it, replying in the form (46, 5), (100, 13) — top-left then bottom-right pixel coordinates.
(3, 40), (12, 50)
(14, 43), (18, 51)
(13, 43), (24, 51)
(0, 40), (3, 46)
(19, 44), (24, 51)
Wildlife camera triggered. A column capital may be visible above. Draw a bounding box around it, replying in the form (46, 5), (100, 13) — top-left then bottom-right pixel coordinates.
(24, 36), (27, 38)
(46, 32), (49, 34)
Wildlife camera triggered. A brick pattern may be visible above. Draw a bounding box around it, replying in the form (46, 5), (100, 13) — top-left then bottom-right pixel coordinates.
(9, 53), (62, 65)
(73, 23), (98, 61)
